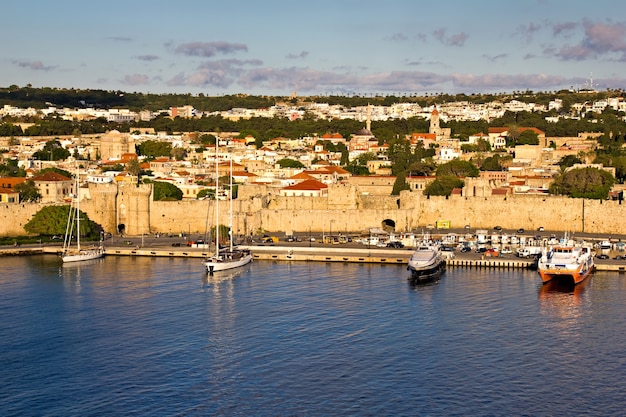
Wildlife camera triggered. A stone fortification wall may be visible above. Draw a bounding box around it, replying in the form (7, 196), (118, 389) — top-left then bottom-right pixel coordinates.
(0, 203), (49, 236)
(2, 183), (626, 237)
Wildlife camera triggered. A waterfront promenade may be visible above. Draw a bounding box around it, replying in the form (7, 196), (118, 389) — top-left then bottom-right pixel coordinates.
(3, 241), (626, 273)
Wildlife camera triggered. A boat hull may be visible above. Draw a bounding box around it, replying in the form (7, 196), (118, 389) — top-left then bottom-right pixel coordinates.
(62, 248), (105, 263)
(205, 250), (252, 273)
(538, 265), (593, 285)
(537, 246), (594, 285)
(408, 260), (446, 284)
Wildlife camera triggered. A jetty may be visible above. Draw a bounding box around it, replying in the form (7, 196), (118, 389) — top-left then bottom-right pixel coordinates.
(3, 244), (626, 272)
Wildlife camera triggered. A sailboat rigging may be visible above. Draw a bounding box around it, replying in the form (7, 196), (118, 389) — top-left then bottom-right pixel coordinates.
(204, 140), (252, 274)
(61, 164), (104, 263)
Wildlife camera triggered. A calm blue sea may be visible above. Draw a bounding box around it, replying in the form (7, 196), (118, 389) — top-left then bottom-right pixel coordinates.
(1, 255), (626, 416)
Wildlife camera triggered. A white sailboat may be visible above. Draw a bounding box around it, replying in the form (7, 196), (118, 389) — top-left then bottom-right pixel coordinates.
(62, 166), (104, 263)
(204, 141), (252, 274)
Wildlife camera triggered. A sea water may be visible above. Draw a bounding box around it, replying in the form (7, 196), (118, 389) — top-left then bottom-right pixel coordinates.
(1, 255), (626, 416)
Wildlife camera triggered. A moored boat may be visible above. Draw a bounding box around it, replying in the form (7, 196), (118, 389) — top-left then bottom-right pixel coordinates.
(61, 165), (104, 263)
(205, 248), (252, 273)
(537, 245), (594, 285)
(407, 243), (446, 284)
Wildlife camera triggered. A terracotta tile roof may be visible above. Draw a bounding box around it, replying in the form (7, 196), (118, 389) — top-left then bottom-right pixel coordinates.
(282, 179), (328, 191)
(31, 172), (71, 182)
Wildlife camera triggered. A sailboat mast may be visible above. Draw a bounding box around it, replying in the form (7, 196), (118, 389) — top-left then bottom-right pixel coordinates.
(229, 151), (233, 252)
(75, 167), (81, 251)
(215, 137), (219, 257)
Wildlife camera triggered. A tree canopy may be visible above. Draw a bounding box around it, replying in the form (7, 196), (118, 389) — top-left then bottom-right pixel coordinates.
(549, 167), (615, 199)
(435, 159), (479, 177)
(424, 175), (464, 196)
(24, 205), (100, 238)
(137, 140), (172, 159)
(277, 158), (305, 169)
(32, 139), (70, 161)
(14, 180), (42, 202)
(143, 179), (183, 201)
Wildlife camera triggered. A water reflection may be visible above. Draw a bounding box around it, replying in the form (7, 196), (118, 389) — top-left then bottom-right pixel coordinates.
(538, 276), (591, 321)
(202, 263), (250, 291)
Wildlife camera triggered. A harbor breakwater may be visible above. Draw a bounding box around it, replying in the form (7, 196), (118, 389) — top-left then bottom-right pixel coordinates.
(5, 245), (626, 273)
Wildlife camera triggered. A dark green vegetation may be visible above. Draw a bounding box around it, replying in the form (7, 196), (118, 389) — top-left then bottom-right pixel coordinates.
(550, 167), (616, 199)
(24, 205), (101, 240)
(14, 180), (41, 202)
(142, 179), (183, 201)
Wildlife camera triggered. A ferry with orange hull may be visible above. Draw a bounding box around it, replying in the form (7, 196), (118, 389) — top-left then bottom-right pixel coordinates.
(537, 246), (594, 285)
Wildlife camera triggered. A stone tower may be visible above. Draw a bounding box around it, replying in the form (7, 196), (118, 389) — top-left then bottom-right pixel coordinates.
(116, 182), (152, 236)
(84, 182), (119, 233)
(429, 108), (440, 136)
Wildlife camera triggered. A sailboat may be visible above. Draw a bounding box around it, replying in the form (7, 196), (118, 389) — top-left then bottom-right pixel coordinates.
(61, 165), (104, 263)
(204, 141), (252, 274)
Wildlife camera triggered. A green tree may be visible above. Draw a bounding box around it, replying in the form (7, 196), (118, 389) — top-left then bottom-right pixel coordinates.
(14, 180), (42, 202)
(435, 159), (479, 177)
(424, 175), (464, 196)
(137, 140), (172, 158)
(24, 205), (100, 238)
(517, 129), (539, 145)
(406, 160), (436, 176)
(0, 160), (26, 177)
(549, 167), (615, 199)
(197, 188), (213, 199)
(391, 172), (410, 195)
(480, 154), (511, 171)
(277, 158), (305, 168)
(32, 139), (70, 161)
(144, 179), (183, 201)
(558, 155), (582, 171)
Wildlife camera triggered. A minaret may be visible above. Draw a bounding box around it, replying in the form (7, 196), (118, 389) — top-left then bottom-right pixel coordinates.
(366, 104), (371, 132)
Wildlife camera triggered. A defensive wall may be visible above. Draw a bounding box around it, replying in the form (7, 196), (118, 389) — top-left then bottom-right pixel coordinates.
(2, 182), (624, 237)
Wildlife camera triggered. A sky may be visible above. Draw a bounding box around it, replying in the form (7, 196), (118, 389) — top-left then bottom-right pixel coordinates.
(3, 0), (626, 97)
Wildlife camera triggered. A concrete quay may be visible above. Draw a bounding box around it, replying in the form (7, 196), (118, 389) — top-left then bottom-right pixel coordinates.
(2, 245), (625, 273)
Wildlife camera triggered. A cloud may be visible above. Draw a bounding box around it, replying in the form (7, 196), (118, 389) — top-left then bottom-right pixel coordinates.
(135, 55), (159, 61)
(172, 41), (248, 57)
(431, 28), (468, 46)
(451, 72), (568, 90)
(166, 59), (262, 88)
(482, 53), (508, 62)
(386, 32), (408, 42)
(14, 60), (55, 71)
(121, 74), (151, 86)
(554, 19), (626, 61)
(286, 51), (309, 59)
(552, 21), (578, 37)
(515, 22), (542, 42)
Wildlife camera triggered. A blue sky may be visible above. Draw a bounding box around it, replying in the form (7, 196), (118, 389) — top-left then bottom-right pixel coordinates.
(3, 0), (626, 96)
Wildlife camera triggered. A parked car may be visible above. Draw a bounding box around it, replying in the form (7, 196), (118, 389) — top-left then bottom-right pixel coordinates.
(386, 241), (404, 248)
(537, 226), (545, 231)
(485, 248), (499, 257)
(596, 254), (609, 260)
(517, 228), (525, 234)
(494, 225), (502, 231)
(475, 247), (488, 253)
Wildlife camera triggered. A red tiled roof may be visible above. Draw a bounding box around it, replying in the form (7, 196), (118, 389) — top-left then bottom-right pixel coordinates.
(282, 179), (328, 191)
(31, 172), (71, 182)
